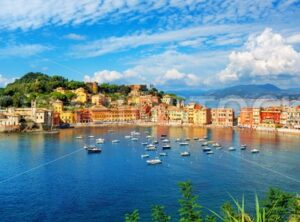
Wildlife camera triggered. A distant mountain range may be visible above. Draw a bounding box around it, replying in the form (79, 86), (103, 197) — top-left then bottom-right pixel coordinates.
(169, 84), (300, 99)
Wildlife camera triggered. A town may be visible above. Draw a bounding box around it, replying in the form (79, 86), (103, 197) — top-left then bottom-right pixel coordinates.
(0, 78), (300, 134)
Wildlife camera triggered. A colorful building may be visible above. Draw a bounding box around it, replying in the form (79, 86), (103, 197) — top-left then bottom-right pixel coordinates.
(260, 107), (282, 127)
(239, 107), (254, 127)
(193, 107), (211, 125)
(73, 87), (89, 104)
(211, 108), (234, 127)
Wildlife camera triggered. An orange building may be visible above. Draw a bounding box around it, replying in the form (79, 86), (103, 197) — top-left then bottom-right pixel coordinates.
(260, 107), (282, 126)
(239, 107), (254, 127)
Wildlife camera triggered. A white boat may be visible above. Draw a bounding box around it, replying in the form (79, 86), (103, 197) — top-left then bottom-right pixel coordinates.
(206, 151), (214, 155)
(201, 142), (208, 146)
(179, 142), (189, 146)
(240, 146), (246, 150)
(198, 138), (205, 142)
(131, 137), (138, 141)
(212, 143), (221, 147)
(88, 135), (94, 138)
(96, 138), (105, 144)
(162, 139), (170, 143)
(185, 138), (191, 141)
(75, 136), (83, 139)
(175, 138), (181, 142)
(146, 147), (157, 151)
(141, 142), (148, 145)
(83, 145), (88, 149)
(146, 135), (152, 139)
(193, 137), (199, 141)
(204, 136), (208, 139)
(216, 146), (223, 150)
(228, 147), (236, 151)
(181, 151), (190, 156)
(146, 159), (162, 165)
(159, 152), (168, 156)
(241, 144), (247, 148)
(131, 131), (140, 136)
(251, 149), (260, 153)
(153, 140), (159, 144)
(162, 144), (171, 150)
(124, 135), (131, 139)
(112, 140), (120, 143)
(203, 147), (212, 152)
(86, 146), (101, 153)
(141, 154), (149, 158)
(146, 144), (155, 148)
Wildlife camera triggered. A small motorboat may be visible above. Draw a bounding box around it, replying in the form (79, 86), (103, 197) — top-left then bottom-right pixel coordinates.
(86, 147), (102, 153)
(240, 146), (246, 150)
(198, 138), (205, 142)
(179, 142), (189, 146)
(161, 134), (167, 138)
(193, 137), (199, 141)
(131, 137), (138, 141)
(141, 154), (150, 158)
(75, 136), (83, 139)
(175, 138), (181, 142)
(141, 142), (148, 146)
(162, 139), (170, 143)
(146, 144), (156, 151)
(201, 142), (208, 146)
(204, 136), (208, 139)
(212, 143), (221, 147)
(96, 138), (105, 144)
(251, 149), (260, 153)
(83, 145), (88, 149)
(147, 159), (162, 165)
(206, 151), (214, 155)
(241, 144), (247, 148)
(153, 140), (159, 144)
(162, 144), (171, 150)
(181, 151), (190, 156)
(159, 152), (168, 156)
(112, 140), (120, 143)
(88, 135), (94, 138)
(228, 147), (236, 151)
(203, 147), (212, 152)
(185, 138), (191, 141)
(124, 135), (131, 139)
(146, 135), (152, 139)
(216, 146), (223, 150)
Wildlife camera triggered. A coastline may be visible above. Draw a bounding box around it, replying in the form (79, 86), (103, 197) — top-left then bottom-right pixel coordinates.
(1, 121), (300, 136)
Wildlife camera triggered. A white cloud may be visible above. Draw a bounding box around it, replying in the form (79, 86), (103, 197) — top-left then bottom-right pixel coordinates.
(0, 0), (292, 31)
(0, 44), (49, 57)
(286, 34), (300, 44)
(217, 28), (300, 84)
(0, 75), (15, 86)
(84, 70), (122, 83)
(157, 69), (201, 86)
(70, 24), (258, 58)
(64, 33), (86, 41)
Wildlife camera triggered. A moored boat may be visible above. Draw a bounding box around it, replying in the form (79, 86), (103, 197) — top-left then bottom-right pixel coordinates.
(228, 147), (236, 151)
(112, 140), (120, 143)
(251, 149), (259, 153)
(75, 136), (83, 139)
(131, 137), (138, 141)
(96, 138), (105, 144)
(180, 151), (190, 156)
(201, 142), (208, 146)
(88, 135), (94, 138)
(179, 142), (189, 146)
(124, 135), (131, 139)
(206, 150), (214, 155)
(203, 147), (212, 152)
(146, 159), (162, 165)
(162, 144), (171, 150)
(159, 152), (168, 156)
(86, 147), (101, 153)
(141, 154), (149, 158)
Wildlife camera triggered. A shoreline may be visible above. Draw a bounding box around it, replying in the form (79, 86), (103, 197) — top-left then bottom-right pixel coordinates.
(1, 122), (300, 136)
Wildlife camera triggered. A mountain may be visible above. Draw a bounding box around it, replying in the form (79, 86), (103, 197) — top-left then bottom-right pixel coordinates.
(205, 84), (300, 99)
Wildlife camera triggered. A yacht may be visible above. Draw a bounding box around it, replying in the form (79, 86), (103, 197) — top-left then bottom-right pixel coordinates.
(146, 159), (162, 165)
(203, 147), (212, 152)
(96, 138), (105, 144)
(112, 140), (120, 143)
(251, 149), (260, 153)
(228, 147), (236, 151)
(141, 154), (150, 158)
(179, 142), (189, 146)
(86, 147), (101, 153)
(146, 144), (156, 151)
(181, 151), (190, 156)
(162, 144), (171, 150)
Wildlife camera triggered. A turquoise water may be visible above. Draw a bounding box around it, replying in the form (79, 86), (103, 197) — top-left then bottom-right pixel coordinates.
(0, 126), (299, 221)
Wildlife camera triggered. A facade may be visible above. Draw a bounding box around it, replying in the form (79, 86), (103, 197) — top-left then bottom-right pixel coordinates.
(260, 107), (282, 127)
(0, 114), (20, 126)
(161, 95), (175, 105)
(151, 104), (168, 123)
(91, 94), (108, 106)
(167, 106), (187, 124)
(52, 100), (64, 113)
(86, 82), (98, 94)
(286, 106), (300, 129)
(194, 108), (211, 125)
(73, 87), (89, 104)
(60, 111), (75, 124)
(211, 108), (234, 127)
(239, 107), (254, 127)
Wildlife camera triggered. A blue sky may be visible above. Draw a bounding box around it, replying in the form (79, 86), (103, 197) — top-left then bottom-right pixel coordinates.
(0, 0), (300, 90)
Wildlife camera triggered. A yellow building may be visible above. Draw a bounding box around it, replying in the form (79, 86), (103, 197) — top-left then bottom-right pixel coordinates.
(194, 108), (211, 125)
(60, 111), (75, 124)
(52, 100), (64, 113)
(54, 87), (66, 94)
(74, 87), (89, 104)
(167, 106), (187, 124)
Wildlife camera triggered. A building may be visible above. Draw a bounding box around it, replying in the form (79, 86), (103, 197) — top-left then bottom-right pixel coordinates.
(211, 108), (234, 127)
(239, 107), (254, 127)
(286, 106), (300, 129)
(0, 114), (20, 126)
(151, 104), (168, 123)
(194, 107), (211, 125)
(184, 103), (203, 124)
(91, 94), (109, 106)
(73, 87), (89, 104)
(167, 106), (187, 124)
(60, 111), (75, 124)
(161, 95), (175, 105)
(75, 109), (91, 123)
(52, 100), (64, 113)
(260, 107), (282, 127)
(54, 87), (66, 94)
(129, 84), (147, 96)
(86, 82), (98, 94)
(139, 104), (152, 122)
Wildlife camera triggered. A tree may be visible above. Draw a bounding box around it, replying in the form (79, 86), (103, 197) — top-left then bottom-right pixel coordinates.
(151, 205), (171, 222)
(50, 92), (67, 102)
(263, 187), (297, 222)
(125, 210), (139, 222)
(178, 181), (202, 222)
(0, 95), (13, 107)
(204, 215), (216, 222)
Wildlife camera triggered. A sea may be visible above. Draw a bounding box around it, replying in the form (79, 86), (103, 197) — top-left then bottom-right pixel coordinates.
(0, 126), (299, 221)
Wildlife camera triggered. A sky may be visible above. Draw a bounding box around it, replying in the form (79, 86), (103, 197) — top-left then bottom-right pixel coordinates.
(0, 0), (300, 90)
